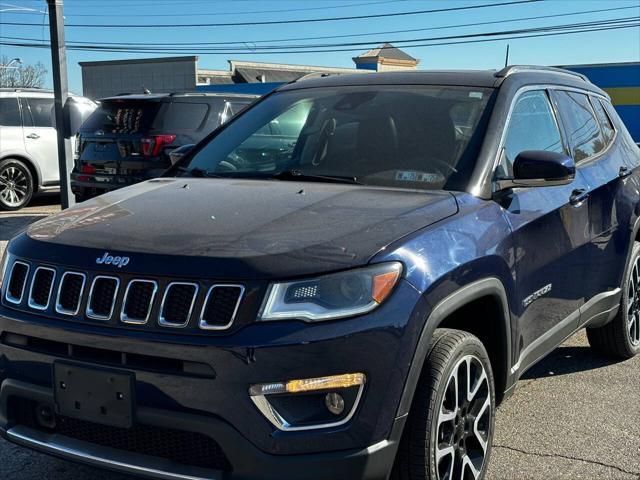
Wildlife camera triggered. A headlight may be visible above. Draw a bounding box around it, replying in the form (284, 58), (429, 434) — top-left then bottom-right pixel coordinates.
(259, 262), (402, 322)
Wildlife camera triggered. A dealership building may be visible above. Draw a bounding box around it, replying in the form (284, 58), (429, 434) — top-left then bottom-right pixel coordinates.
(78, 43), (420, 99)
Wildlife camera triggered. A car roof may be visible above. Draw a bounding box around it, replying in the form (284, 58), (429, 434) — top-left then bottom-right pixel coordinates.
(276, 66), (608, 97)
(99, 92), (259, 102)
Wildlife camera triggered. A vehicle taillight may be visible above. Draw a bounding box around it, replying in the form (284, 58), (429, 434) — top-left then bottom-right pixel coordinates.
(73, 134), (81, 161)
(80, 165), (96, 174)
(140, 134), (176, 157)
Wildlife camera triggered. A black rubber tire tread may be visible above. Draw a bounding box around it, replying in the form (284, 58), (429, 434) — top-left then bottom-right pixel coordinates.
(0, 158), (34, 211)
(587, 241), (640, 359)
(391, 328), (495, 480)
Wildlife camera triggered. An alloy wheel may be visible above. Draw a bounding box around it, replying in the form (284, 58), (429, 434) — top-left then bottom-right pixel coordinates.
(0, 165), (29, 207)
(628, 256), (640, 346)
(436, 355), (492, 480)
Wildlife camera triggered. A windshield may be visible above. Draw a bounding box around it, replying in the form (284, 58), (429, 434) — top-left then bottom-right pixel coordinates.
(177, 85), (494, 191)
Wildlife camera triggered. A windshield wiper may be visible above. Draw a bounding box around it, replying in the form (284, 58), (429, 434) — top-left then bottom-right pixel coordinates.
(270, 169), (362, 185)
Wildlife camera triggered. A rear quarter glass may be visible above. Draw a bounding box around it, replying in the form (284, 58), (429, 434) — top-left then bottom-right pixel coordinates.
(80, 100), (161, 134)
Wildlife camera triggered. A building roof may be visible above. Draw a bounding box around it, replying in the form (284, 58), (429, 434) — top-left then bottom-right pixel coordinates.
(228, 60), (363, 83)
(353, 43), (417, 62)
(79, 56), (198, 67)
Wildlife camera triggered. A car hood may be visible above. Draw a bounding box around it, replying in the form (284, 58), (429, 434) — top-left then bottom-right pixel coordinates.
(18, 179), (458, 279)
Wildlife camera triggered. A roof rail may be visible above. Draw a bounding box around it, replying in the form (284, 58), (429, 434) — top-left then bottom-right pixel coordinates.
(291, 72), (335, 84)
(495, 65), (590, 82)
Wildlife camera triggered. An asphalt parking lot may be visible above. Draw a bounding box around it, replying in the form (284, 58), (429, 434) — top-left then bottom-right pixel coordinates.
(0, 197), (639, 480)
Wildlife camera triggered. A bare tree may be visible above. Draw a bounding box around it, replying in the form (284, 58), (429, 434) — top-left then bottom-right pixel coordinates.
(0, 56), (47, 88)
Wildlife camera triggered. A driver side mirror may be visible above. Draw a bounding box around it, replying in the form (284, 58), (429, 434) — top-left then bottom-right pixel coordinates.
(496, 150), (575, 191)
(169, 144), (195, 165)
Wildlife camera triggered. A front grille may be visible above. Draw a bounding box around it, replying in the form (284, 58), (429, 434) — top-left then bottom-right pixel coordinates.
(11, 399), (231, 472)
(28, 267), (56, 310)
(6, 261), (29, 303)
(160, 283), (198, 327)
(200, 285), (244, 330)
(121, 280), (157, 324)
(56, 272), (86, 315)
(87, 276), (119, 320)
(3, 258), (247, 332)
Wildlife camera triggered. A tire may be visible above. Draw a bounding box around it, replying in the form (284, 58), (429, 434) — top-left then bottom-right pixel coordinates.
(587, 241), (640, 359)
(391, 329), (496, 480)
(0, 158), (34, 211)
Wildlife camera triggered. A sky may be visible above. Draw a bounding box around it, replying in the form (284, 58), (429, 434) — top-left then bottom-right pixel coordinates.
(1, 0), (639, 94)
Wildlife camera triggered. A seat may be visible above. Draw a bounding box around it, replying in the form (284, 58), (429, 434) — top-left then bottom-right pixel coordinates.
(353, 115), (399, 176)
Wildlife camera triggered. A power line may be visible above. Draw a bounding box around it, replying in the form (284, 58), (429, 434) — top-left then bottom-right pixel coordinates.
(2, 18), (636, 55)
(3, 4), (636, 47)
(4, 0), (411, 17)
(2, 16), (635, 53)
(0, 0), (542, 27)
(47, 16), (640, 52)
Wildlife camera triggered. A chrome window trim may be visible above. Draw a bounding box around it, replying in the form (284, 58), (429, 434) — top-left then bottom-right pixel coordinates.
(489, 84), (613, 195)
(120, 279), (158, 325)
(159, 282), (199, 328)
(4, 260), (30, 305)
(55, 272), (87, 316)
(86, 275), (120, 321)
(198, 284), (245, 331)
(249, 380), (366, 432)
(27, 266), (56, 311)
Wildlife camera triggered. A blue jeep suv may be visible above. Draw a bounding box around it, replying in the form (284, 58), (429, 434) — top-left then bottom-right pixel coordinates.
(1, 66), (639, 480)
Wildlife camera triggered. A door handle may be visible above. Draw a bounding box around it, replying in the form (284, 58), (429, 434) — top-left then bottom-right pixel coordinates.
(26, 133), (40, 139)
(619, 166), (633, 179)
(570, 189), (589, 207)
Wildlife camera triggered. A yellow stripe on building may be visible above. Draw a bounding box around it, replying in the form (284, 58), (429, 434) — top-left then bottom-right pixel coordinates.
(604, 87), (640, 106)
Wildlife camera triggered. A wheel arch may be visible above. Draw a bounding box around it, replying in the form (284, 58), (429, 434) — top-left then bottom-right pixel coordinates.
(0, 153), (42, 193)
(395, 278), (513, 422)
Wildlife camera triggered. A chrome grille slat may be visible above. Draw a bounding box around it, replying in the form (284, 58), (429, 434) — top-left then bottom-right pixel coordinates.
(55, 272), (86, 316)
(86, 276), (120, 321)
(27, 266), (56, 310)
(5, 259), (246, 333)
(159, 282), (199, 328)
(199, 285), (244, 330)
(5, 261), (29, 305)
(121, 279), (158, 325)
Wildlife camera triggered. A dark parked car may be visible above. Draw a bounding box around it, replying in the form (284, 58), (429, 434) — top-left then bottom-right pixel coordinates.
(1, 67), (639, 480)
(70, 92), (257, 201)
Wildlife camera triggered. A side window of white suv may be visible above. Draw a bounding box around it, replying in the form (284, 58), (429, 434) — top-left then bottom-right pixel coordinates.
(0, 97), (22, 127)
(22, 97), (55, 128)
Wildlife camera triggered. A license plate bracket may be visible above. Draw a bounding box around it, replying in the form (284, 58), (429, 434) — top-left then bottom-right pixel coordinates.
(54, 362), (134, 428)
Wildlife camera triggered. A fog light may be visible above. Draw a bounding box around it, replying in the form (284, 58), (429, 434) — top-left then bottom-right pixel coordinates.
(250, 373), (366, 431)
(325, 392), (345, 415)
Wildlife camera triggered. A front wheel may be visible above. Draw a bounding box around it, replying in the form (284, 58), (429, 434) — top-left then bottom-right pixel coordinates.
(392, 329), (496, 480)
(587, 241), (640, 359)
(0, 158), (34, 211)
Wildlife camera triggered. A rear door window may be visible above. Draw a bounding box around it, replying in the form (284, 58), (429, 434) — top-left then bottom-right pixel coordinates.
(0, 98), (22, 126)
(24, 97), (55, 127)
(80, 100), (160, 134)
(590, 97), (615, 144)
(554, 90), (605, 162)
(155, 102), (209, 130)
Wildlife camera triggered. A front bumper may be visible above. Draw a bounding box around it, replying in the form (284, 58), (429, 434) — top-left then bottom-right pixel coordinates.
(1, 380), (402, 480)
(0, 280), (427, 479)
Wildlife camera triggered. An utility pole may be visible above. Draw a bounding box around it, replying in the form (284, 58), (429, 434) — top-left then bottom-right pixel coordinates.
(47, 0), (74, 209)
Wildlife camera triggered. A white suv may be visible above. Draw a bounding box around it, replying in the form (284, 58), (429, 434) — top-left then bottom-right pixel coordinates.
(0, 88), (96, 210)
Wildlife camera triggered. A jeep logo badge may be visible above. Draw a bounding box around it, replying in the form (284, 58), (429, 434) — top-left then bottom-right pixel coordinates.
(96, 252), (130, 268)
